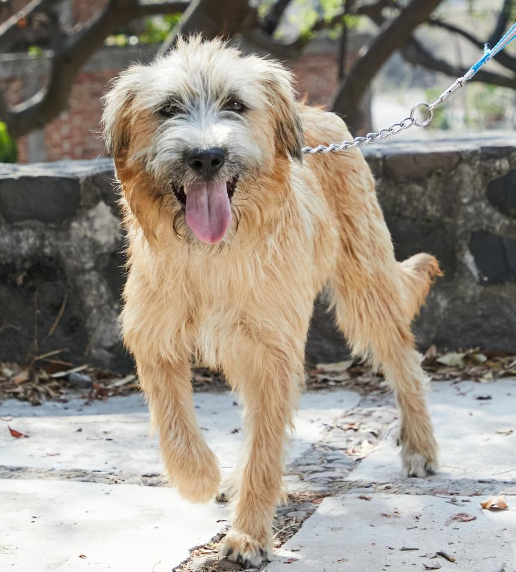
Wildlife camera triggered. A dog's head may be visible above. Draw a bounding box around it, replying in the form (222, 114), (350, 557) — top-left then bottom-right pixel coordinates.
(102, 36), (304, 245)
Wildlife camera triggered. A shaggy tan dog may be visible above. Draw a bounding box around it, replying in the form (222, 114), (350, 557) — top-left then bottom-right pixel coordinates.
(102, 36), (440, 567)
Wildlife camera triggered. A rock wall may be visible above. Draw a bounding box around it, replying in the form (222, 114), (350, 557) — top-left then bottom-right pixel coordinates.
(0, 160), (129, 370)
(1, 135), (515, 369)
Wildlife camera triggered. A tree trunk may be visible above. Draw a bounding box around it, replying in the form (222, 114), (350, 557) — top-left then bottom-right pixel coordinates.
(158, 0), (255, 55)
(331, 0), (445, 134)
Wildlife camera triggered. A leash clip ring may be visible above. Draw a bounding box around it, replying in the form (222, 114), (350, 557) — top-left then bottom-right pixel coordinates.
(410, 102), (433, 128)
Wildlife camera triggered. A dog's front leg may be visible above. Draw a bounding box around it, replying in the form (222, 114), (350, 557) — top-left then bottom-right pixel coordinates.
(220, 345), (300, 567)
(137, 357), (220, 502)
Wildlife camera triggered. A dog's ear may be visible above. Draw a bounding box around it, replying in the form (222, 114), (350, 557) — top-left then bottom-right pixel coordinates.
(101, 65), (143, 166)
(102, 66), (162, 244)
(262, 63), (304, 162)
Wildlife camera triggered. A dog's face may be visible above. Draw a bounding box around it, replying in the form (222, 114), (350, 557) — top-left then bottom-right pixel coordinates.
(102, 37), (304, 245)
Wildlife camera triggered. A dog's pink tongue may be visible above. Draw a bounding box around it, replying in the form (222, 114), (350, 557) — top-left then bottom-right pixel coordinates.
(185, 181), (232, 244)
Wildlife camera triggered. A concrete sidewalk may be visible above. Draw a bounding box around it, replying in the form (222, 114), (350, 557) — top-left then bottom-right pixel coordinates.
(0, 380), (515, 572)
(268, 380), (516, 572)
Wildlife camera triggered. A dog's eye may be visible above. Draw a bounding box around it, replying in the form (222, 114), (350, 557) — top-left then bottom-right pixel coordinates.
(223, 99), (246, 114)
(159, 102), (181, 118)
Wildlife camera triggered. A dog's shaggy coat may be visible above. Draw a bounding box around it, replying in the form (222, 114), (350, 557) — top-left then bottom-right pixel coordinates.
(102, 37), (440, 567)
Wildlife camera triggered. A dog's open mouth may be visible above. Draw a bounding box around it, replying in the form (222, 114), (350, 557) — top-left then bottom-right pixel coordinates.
(172, 178), (237, 207)
(172, 179), (237, 244)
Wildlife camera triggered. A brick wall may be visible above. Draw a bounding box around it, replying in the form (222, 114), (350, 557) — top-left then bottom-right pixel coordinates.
(293, 52), (340, 106)
(43, 70), (113, 161)
(72, 0), (107, 24)
(1, 38), (363, 163)
(0, 0), (103, 25)
(0, 0), (30, 24)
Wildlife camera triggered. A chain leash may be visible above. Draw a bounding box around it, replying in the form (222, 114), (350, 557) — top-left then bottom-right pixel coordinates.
(302, 22), (516, 155)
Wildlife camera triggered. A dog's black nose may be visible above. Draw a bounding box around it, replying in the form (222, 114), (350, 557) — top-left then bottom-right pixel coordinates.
(186, 148), (226, 178)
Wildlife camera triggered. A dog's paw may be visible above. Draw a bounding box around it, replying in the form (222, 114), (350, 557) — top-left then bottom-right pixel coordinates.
(216, 490), (229, 503)
(173, 449), (220, 503)
(397, 422), (439, 478)
(216, 473), (238, 503)
(220, 531), (272, 569)
(402, 449), (439, 478)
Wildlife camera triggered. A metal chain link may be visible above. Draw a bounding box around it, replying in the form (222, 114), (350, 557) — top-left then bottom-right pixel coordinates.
(301, 22), (516, 154)
(302, 71), (479, 155)
(302, 101), (435, 154)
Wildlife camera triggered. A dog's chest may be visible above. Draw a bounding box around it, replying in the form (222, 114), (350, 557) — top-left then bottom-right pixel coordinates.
(177, 262), (248, 367)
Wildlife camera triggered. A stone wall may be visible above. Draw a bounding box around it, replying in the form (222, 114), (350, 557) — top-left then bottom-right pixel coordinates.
(0, 160), (129, 370)
(1, 135), (515, 370)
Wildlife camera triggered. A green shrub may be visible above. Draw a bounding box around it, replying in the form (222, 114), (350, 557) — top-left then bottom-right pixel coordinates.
(0, 122), (17, 163)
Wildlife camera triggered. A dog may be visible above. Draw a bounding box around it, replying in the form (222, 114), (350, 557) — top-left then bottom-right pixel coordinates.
(102, 36), (440, 568)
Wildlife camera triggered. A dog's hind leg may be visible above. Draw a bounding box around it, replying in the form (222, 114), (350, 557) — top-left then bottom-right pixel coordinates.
(219, 339), (302, 567)
(330, 220), (439, 476)
(137, 358), (220, 502)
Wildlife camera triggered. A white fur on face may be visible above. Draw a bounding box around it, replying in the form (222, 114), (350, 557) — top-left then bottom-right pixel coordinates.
(102, 37), (304, 245)
(117, 38), (283, 190)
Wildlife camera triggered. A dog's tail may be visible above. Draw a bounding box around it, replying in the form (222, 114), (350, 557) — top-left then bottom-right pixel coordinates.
(399, 253), (442, 321)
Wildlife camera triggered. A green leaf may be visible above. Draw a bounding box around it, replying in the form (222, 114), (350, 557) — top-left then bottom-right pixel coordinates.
(27, 45), (43, 57)
(0, 122), (18, 163)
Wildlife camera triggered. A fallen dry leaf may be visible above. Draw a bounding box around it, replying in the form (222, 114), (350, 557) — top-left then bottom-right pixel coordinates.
(13, 370), (30, 385)
(436, 551), (456, 563)
(424, 345), (437, 360)
(436, 353), (465, 368)
(480, 496), (509, 511)
(447, 512), (476, 524)
(381, 510), (400, 518)
(423, 562), (441, 570)
(315, 360), (354, 373)
(78, 554), (87, 559)
(358, 495), (372, 501)
(8, 426), (29, 439)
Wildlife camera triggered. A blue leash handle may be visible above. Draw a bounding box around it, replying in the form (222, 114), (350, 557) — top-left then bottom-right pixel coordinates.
(468, 21), (516, 79)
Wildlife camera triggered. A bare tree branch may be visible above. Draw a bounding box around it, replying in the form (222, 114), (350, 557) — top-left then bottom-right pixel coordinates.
(429, 17), (516, 74)
(243, 0), (390, 61)
(133, 1), (190, 17)
(338, 0), (353, 81)
(0, 0), (61, 49)
(158, 0), (254, 56)
(489, 0), (514, 46)
(332, 0), (446, 133)
(402, 36), (516, 90)
(1, 0), (189, 138)
(309, 0), (388, 33)
(241, 29), (304, 59)
(354, 0), (390, 18)
(261, 0), (293, 36)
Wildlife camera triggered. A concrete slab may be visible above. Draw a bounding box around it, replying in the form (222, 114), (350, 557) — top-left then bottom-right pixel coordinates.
(349, 380), (516, 482)
(0, 478), (226, 572)
(267, 493), (516, 572)
(0, 390), (360, 475)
